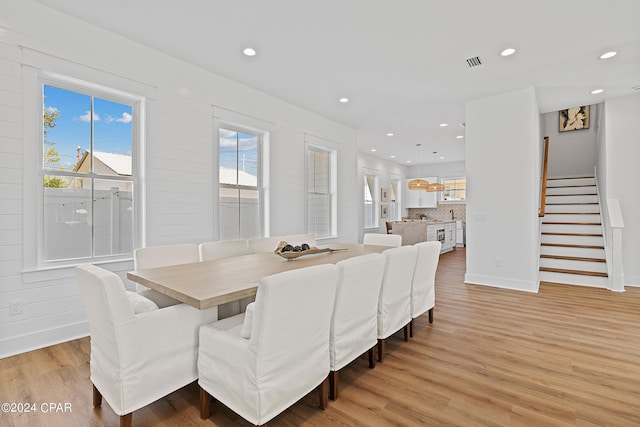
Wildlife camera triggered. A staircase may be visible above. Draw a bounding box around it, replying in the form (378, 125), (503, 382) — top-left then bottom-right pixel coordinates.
(539, 176), (608, 288)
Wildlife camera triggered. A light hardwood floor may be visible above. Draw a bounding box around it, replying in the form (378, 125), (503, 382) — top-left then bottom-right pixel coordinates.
(2, 248), (640, 426)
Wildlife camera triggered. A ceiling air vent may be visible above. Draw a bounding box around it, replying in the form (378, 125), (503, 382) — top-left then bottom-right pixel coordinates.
(466, 56), (482, 68)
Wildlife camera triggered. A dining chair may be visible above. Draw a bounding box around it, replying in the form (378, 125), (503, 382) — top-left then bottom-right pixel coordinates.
(248, 236), (284, 253)
(410, 241), (441, 337)
(133, 243), (200, 308)
(363, 233), (402, 247)
(377, 245), (418, 362)
(199, 240), (252, 318)
(385, 221), (393, 234)
(329, 253), (386, 400)
(284, 233), (317, 248)
(198, 264), (339, 426)
(199, 240), (250, 261)
(75, 264), (217, 427)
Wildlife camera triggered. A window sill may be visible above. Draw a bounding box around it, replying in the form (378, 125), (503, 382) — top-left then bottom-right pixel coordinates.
(23, 257), (134, 281)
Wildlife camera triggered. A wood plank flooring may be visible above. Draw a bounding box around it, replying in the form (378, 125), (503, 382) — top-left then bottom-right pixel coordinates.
(2, 248), (640, 426)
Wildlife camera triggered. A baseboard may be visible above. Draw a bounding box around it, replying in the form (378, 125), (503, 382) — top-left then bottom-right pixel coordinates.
(0, 321), (89, 359)
(464, 273), (539, 293)
(625, 275), (640, 288)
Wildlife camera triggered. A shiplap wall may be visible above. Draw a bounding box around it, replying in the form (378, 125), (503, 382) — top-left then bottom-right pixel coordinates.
(0, 1), (359, 357)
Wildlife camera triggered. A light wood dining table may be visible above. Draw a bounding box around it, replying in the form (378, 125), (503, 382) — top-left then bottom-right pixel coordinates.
(127, 243), (390, 310)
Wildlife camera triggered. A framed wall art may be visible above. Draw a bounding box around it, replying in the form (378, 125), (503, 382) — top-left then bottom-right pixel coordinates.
(559, 105), (590, 132)
(381, 204), (389, 218)
(380, 187), (389, 203)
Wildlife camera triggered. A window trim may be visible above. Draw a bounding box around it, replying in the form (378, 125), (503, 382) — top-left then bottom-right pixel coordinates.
(305, 144), (337, 240)
(215, 123), (265, 240)
(363, 173), (379, 230)
(24, 70), (145, 271)
(439, 176), (467, 203)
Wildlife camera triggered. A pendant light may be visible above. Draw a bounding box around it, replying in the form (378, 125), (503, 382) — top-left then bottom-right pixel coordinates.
(425, 151), (444, 192)
(407, 144), (430, 190)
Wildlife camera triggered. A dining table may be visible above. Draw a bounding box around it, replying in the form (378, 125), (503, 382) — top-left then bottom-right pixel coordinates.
(127, 243), (390, 310)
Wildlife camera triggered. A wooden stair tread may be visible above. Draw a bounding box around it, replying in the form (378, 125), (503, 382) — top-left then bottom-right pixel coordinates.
(542, 222), (601, 226)
(542, 232), (602, 237)
(541, 243), (604, 249)
(546, 193), (597, 196)
(544, 212), (600, 215)
(546, 184), (596, 188)
(545, 202), (598, 205)
(540, 254), (606, 263)
(542, 221), (602, 225)
(547, 176), (594, 180)
(539, 267), (608, 278)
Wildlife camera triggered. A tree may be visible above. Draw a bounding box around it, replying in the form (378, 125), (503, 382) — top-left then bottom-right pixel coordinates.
(43, 108), (65, 188)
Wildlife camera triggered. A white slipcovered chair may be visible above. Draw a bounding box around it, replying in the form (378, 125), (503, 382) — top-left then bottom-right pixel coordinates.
(377, 245), (418, 362)
(410, 241), (442, 337)
(248, 236), (284, 253)
(133, 243), (199, 308)
(329, 253), (386, 400)
(198, 239), (250, 261)
(363, 233), (402, 247)
(75, 264), (217, 427)
(198, 264), (339, 426)
(199, 240), (252, 318)
(284, 233), (317, 248)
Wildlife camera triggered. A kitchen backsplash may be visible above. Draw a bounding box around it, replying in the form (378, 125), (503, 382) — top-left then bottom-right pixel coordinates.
(407, 203), (466, 221)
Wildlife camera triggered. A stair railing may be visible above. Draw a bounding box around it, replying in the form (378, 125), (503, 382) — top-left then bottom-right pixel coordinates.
(539, 136), (549, 217)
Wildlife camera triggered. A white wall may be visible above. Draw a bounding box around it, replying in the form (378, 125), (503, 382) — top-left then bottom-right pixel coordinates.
(604, 94), (640, 287)
(543, 105), (598, 177)
(465, 87), (541, 292)
(357, 152), (408, 240)
(0, 1), (360, 357)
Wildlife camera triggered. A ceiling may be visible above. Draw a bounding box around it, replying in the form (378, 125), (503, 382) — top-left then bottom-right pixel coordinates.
(34, 0), (640, 166)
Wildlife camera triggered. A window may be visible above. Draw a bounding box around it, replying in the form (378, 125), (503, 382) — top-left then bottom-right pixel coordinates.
(442, 177), (466, 201)
(218, 127), (262, 240)
(363, 174), (378, 229)
(307, 146), (335, 238)
(40, 82), (141, 263)
(389, 178), (400, 221)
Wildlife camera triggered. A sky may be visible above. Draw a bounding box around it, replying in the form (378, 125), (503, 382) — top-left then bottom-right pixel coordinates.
(43, 85), (132, 171)
(44, 85), (259, 179)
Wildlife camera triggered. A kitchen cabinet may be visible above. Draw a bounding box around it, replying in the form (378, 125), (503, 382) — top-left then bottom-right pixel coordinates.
(404, 177), (437, 208)
(425, 221), (455, 253)
(444, 222), (455, 252)
(456, 220), (464, 246)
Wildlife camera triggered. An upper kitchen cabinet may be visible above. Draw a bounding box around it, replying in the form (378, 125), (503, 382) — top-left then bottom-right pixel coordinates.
(404, 177), (437, 208)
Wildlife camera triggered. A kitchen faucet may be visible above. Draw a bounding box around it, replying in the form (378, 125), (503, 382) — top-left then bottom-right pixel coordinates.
(450, 209), (454, 220)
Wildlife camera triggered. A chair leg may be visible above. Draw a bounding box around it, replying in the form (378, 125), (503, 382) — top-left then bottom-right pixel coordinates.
(319, 376), (329, 410)
(92, 384), (102, 408)
(403, 324), (409, 342)
(200, 386), (212, 419)
(368, 345), (376, 369)
(429, 307), (434, 323)
(409, 319), (414, 338)
(329, 370), (338, 401)
(120, 413), (132, 427)
(377, 338), (385, 362)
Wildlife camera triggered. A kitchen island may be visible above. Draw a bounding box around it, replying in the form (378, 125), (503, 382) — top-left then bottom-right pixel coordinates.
(391, 220), (456, 253)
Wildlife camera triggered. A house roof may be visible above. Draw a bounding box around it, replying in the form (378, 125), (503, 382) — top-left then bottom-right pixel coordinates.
(75, 151), (132, 176)
(220, 167), (258, 187)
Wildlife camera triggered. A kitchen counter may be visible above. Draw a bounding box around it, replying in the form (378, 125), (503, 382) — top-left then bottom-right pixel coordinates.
(391, 220), (456, 251)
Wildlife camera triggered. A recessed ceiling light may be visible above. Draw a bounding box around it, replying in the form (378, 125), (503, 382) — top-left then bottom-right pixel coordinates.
(501, 48), (516, 56)
(590, 89), (604, 94)
(456, 135), (464, 139)
(386, 133), (394, 137)
(390, 155), (396, 158)
(599, 51), (617, 59)
(339, 97), (349, 103)
(439, 123), (448, 127)
(406, 160), (411, 163)
(370, 149), (377, 152)
(440, 156), (445, 160)
(243, 47), (256, 57)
